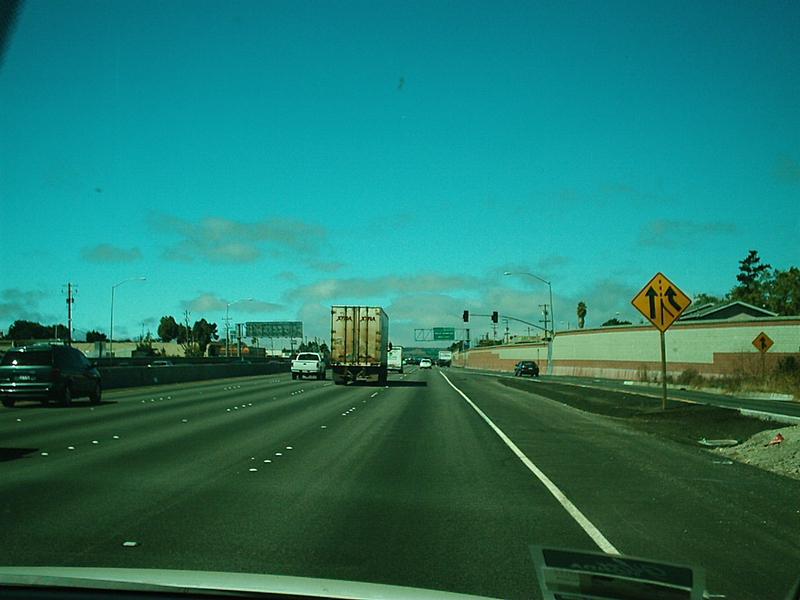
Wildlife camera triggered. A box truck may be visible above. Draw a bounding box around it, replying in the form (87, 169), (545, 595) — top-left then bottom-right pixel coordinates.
(437, 350), (452, 367)
(387, 346), (403, 373)
(330, 306), (389, 385)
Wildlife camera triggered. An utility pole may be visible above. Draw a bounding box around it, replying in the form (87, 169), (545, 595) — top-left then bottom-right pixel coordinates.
(63, 283), (76, 345)
(223, 315), (232, 356)
(539, 303), (550, 340)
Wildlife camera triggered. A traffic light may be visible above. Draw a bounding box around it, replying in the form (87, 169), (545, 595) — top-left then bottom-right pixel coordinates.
(491, 311), (498, 323)
(462, 310), (469, 322)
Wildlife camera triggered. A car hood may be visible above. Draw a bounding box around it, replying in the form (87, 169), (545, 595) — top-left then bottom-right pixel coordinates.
(0, 567), (498, 600)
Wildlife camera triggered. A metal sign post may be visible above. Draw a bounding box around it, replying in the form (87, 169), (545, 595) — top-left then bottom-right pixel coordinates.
(752, 331), (774, 378)
(632, 272), (692, 410)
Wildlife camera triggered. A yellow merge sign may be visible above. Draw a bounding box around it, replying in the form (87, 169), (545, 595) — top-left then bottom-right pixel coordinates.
(752, 332), (773, 353)
(631, 272), (691, 332)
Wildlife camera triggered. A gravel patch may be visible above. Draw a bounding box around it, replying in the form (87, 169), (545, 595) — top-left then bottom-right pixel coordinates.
(715, 425), (800, 481)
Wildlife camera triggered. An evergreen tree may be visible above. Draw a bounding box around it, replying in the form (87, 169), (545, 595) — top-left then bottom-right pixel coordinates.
(729, 250), (771, 307)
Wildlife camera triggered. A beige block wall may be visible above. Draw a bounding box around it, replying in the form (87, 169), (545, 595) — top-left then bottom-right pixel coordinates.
(457, 318), (800, 380)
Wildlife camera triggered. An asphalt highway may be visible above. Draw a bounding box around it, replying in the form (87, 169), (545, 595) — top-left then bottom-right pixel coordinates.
(2, 368), (799, 600)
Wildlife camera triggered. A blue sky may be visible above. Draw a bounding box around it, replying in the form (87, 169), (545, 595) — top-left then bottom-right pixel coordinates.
(1, 0), (798, 347)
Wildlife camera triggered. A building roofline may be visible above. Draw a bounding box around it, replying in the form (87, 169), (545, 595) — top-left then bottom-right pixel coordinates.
(678, 299), (777, 320)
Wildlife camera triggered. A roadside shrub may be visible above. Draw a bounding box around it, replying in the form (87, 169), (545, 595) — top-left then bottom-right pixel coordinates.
(719, 374), (746, 394)
(771, 356), (800, 397)
(636, 357), (798, 398)
(676, 368), (706, 388)
(776, 356), (799, 375)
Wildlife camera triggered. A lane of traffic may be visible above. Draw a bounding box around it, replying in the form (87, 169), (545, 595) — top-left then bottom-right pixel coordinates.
(1, 375), (295, 453)
(3, 367), (599, 599)
(0, 374), (379, 564)
(9, 367), (797, 598)
(77, 367), (590, 599)
(442, 370), (800, 599)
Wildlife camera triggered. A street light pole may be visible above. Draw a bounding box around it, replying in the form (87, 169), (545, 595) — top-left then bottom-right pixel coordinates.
(110, 277), (146, 361)
(504, 271), (554, 339)
(505, 271), (555, 375)
(225, 298), (253, 357)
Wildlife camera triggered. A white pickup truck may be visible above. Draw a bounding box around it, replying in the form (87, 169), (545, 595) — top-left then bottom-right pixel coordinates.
(291, 352), (326, 380)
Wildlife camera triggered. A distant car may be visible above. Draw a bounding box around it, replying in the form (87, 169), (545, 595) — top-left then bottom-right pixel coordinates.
(0, 344), (101, 407)
(150, 360), (173, 367)
(419, 358), (433, 369)
(513, 360), (539, 377)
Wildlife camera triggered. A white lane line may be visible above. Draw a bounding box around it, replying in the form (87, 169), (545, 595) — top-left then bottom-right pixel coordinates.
(439, 371), (620, 555)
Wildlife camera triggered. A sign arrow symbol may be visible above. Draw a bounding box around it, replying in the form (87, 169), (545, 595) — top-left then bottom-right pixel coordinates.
(760, 336), (768, 350)
(664, 287), (683, 312)
(645, 287), (657, 318)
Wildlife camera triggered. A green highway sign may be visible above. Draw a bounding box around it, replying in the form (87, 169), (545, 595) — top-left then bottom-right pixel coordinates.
(433, 327), (455, 341)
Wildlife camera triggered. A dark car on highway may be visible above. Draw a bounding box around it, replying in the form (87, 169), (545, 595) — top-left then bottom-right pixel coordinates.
(0, 344), (102, 407)
(513, 360), (539, 377)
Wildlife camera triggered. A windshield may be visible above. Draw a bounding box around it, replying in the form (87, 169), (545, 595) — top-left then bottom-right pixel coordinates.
(1, 2), (799, 600)
(1, 350), (51, 367)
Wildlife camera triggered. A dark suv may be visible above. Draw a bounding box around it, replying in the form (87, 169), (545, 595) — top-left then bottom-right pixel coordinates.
(513, 360), (540, 377)
(0, 344), (101, 407)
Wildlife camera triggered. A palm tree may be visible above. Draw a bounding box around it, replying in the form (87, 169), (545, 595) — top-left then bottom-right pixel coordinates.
(576, 301), (587, 329)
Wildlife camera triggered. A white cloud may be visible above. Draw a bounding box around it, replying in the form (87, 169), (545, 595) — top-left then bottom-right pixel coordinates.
(180, 293), (283, 316)
(637, 220), (738, 248)
(147, 212), (328, 264)
(560, 278), (643, 328)
(285, 272), (488, 305)
(80, 244), (142, 263)
(0, 288), (51, 325)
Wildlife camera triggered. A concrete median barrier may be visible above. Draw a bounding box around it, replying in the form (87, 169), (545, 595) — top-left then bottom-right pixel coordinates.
(97, 361), (290, 391)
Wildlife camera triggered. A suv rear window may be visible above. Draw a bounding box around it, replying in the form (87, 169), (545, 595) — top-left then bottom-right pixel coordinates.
(1, 350), (52, 366)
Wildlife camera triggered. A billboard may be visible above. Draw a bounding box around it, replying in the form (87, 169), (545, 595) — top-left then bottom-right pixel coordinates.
(245, 321), (303, 338)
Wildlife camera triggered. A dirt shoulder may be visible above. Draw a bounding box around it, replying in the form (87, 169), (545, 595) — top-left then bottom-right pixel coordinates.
(500, 377), (800, 481)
